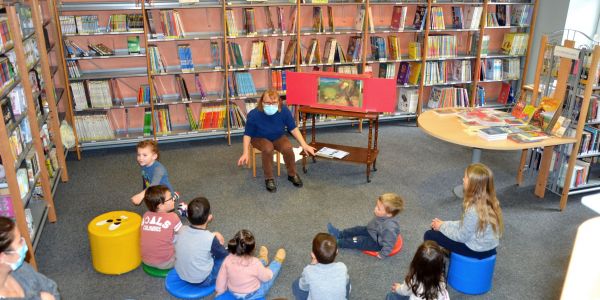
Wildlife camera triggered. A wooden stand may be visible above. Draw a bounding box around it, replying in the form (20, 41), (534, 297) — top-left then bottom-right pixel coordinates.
(299, 106), (379, 182)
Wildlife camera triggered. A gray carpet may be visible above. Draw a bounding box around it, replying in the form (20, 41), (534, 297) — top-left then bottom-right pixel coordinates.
(35, 122), (598, 300)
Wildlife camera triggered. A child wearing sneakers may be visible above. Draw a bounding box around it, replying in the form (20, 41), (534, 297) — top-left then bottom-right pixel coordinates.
(328, 193), (404, 259)
(140, 185), (182, 269)
(292, 233), (350, 300)
(131, 140), (177, 206)
(174, 197), (228, 286)
(215, 229), (286, 300)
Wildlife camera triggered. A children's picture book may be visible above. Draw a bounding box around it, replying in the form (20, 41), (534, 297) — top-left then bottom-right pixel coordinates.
(478, 126), (508, 141)
(396, 62), (410, 85)
(452, 6), (463, 29)
(413, 6), (427, 30)
(317, 77), (363, 108)
(316, 147), (349, 159)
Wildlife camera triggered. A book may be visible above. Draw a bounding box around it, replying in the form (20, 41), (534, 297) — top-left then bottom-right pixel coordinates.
(478, 126), (508, 141)
(390, 6), (407, 30)
(413, 6), (427, 30)
(244, 8), (257, 35)
(127, 36), (140, 54)
(315, 147), (349, 159)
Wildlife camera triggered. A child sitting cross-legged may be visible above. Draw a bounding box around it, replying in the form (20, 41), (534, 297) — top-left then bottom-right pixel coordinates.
(327, 193), (404, 259)
(215, 230), (286, 300)
(140, 185), (182, 269)
(386, 241), (449, 300)
(174, 197), (228, 286)
(292, 233), (351, 300)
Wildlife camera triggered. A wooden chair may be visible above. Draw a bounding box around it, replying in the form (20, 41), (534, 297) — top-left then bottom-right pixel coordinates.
(249, 144), (280, 177)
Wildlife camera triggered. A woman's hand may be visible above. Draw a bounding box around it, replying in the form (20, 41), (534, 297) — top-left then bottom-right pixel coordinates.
(238, 152), (249, 166)
(301, 143), (316, 156)
(391, 282), (401, 292)
(40, 292), (56, 300)
(431, 218), (444, 231)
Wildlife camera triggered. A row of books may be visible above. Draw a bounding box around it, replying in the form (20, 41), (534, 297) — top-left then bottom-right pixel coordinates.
(426, 35), (458, 59)
(586, 98), (600, 123)
(159, 10), (185, 37)
(0, 17), (12, 52)
(428, 87), (470, 109)
(424, 60), (472, 85)
(0, 57), (15, 90)
(6, 116), (32, 163)
(74, 114), (116, 142)
(553, 156), (591, 189)
(270, 69), (289, 91)
(229, 103), (248, 129)
(501, 33), (529, 56)
(154, 108), (172, 134)
(70, 80), (117, 110)
(580, 126), (600, 156)
(480, 58), (520, 81)
(59, 14), (143, 35)
(486, 5), (533, 27)
(229, 72), (257, 97)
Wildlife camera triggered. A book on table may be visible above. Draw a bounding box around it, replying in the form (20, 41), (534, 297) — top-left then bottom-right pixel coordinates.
(316, 147), (349, 159)
(478, 127), (508, 141)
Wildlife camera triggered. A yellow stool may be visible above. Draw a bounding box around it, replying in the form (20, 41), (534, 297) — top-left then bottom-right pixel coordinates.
(88, 210), (142, 275)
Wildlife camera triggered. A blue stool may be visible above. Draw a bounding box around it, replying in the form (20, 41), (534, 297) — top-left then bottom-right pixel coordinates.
(165, 269), (215, 299)
(215, 291), (265, 300)
(448, 253), (497, 295)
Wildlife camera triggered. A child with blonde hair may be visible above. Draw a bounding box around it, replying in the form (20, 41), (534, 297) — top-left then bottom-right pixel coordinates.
(425, 163), (503, 259)
(386, 241), (449, 300)
(215, 230), (286, 299)
(327, 193), (404, 259)
(131, 140), (176, 205)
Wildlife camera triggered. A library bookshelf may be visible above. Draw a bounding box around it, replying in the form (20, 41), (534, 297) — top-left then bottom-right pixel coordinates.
(517, 32), (600, 211)
(0, 0), (69, 268)
(51, 0), (538, 156)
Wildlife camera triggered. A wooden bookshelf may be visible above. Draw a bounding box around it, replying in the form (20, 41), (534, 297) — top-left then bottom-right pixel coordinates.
(50, 0), (537, 153)
(0, 0), (67, 268)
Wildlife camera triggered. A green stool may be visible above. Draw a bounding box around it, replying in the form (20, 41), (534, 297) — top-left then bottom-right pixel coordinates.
(142, 263), (171, 278)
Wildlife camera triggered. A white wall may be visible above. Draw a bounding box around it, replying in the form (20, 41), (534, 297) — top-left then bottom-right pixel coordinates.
(564, 0), (600, 47)
(525, 0), (571, 83)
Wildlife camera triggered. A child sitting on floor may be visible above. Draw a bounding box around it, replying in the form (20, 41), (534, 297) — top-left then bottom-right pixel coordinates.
(386, 241), (449, 300)
(131, 140), (177, 206)
(425, 163), (503, 259)
(328, 193), (404, 259)
(140, 185), (182, 269)
(215, 230), (286, 300)
(292, 233), (350, 300)
(174, 197), (228, 286)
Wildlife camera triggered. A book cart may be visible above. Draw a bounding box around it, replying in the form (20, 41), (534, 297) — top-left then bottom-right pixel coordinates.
(50, 0), (539, 157)
(517, 31), (600, 211)
(0, 0), (69, 268)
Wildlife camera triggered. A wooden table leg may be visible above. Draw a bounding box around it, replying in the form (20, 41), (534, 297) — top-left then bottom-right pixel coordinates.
(534, 146), (554, 198)
(302, 112), (307, 173)
(373, 116), (379, 171)
(516, 149), (528, 186)
(366, 119), (373, 183)
(311, 114), (316, 163)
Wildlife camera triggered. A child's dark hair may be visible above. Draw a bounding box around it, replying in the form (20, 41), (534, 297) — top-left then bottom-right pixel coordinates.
(137, 140), (160, 160)
(227, 229), (256, 256)
(404, 241), (447, 300)
(312, 233), (337, 264)
(143, 185), (170, 212)
(187, 197), (211, 225)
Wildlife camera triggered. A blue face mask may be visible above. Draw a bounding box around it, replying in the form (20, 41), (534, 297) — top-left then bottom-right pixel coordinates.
(6, 242), (27, 271)
(263, 104), (278, 116)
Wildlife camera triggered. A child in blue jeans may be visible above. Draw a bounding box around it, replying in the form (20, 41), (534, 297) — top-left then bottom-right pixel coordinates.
(328, 193), (404, 259)
(174, 197), (228, 286)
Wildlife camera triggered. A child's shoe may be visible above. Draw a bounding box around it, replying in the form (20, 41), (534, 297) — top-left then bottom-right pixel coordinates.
(177, 200), (187, 217)
(327, 223), (341, 239)
(274, 248), (286, 263)
(258, 246), (269, 265)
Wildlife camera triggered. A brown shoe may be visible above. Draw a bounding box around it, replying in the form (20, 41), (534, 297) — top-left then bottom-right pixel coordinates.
(258, 246), (269, 264)
(288, 174), (303, 187)
(265, 179), (277, 192)
(274, 248), (286, 263)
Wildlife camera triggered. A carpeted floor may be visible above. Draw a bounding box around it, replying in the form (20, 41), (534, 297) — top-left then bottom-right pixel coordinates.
(35, 121), (597, 300)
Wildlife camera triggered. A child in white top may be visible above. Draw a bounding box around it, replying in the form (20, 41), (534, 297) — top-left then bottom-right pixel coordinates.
(386, 241), (450, 300)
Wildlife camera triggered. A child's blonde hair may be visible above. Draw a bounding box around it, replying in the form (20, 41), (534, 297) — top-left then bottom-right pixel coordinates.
(463, 163), (504, 237)
(379, 193), (404, 217)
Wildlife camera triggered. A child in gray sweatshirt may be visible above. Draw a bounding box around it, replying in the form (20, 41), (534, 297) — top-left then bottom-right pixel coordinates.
(328, 193), (404, 259)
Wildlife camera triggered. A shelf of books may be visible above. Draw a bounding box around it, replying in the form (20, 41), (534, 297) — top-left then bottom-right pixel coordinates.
(0, 0), (66, 268)
(51, 0), (538, 152)
(543, 42), (600, 210)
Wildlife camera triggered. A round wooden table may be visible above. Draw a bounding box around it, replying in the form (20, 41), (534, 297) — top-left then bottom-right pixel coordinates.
(417, 110), (577, 197)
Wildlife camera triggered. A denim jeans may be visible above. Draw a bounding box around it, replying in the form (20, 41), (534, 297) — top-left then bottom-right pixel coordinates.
(239, 260), (282, 300)
(337, 226), (381, 251)
(385, 292), (410, 300)
(194, 256), (225, 287)
(424, 230), (496, 259)
(291, 277), (352, 300)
